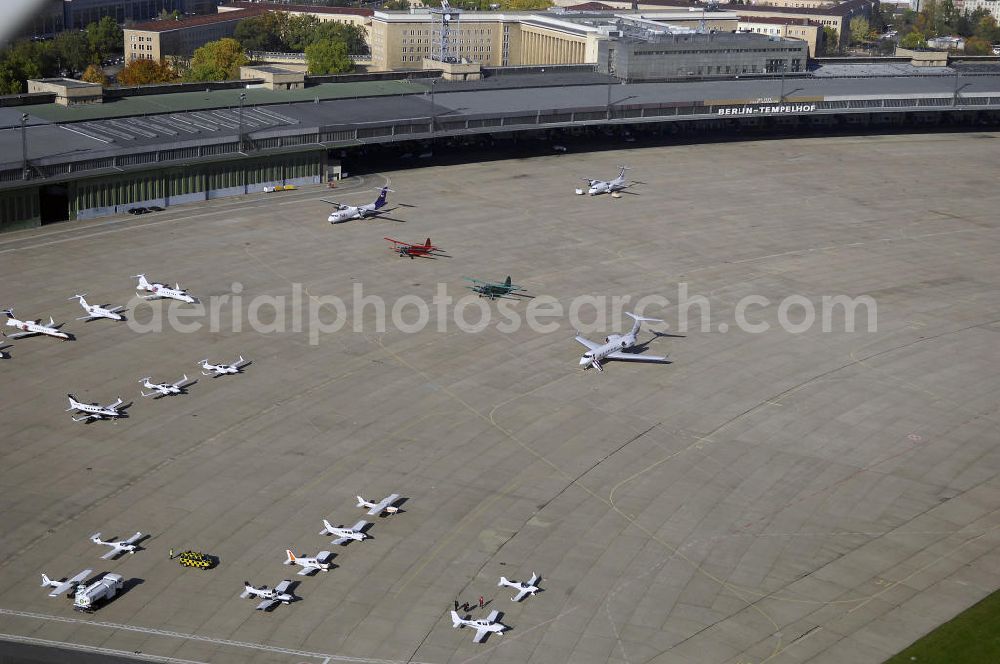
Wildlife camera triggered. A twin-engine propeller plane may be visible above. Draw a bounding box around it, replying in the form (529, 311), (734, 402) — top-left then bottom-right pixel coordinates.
(3, 308), (71, 340)
(384, 237), (441, 259)
(450, 609), (508, 643)
(139, 375), (189, 398)
(325, 187), (399, 223)
(575, 311), (669, 372)
(241, 580), (295, 611)
(67, 395), (125, 422)
(133, 274), (196, 303)
(463, 276), (526, 300)
(70, 294), (126, 321)
(581, 166), (631, 196)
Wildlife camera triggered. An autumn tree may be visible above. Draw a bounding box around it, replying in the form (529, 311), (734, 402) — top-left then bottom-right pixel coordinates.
(185, 38), (248, 82)
(900, 30), (928, 48)
(118, 58), (177, 85)
(81, 63), (109, 85)
(849, 16), (873, 44)
(964, 35), (992, 54)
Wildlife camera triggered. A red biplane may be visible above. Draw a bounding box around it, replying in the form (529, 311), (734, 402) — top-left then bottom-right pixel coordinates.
(384, 237), (441, 259)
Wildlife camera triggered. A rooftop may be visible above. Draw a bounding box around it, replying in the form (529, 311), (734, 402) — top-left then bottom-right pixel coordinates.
(737, 16), (820, 25)
(224, 1), (374, 16)
(129, 8), (263, 32)
(30, 77), (102, 89)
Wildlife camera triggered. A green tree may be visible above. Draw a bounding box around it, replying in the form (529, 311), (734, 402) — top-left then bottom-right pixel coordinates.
(186, 38), (248, 81)
(964, 35), (992, 53)
(305, 38), (352, 74)
(821, 26), (840, 54)
(52, 31), (91, 74)
(382, 0), (411, 9)
(901, 30), (927, 48)
(81, 63), (108, 85)
(235, 12), (289, 52)
(284, 15), (323, 51)
(974, 14), (1000, 42)
(118, 58), (177, 85)
(86, 16), (124, 63)
(0, 39), (55, 92)
(312, 21), (369, 54)
(849, 16), (873, 44)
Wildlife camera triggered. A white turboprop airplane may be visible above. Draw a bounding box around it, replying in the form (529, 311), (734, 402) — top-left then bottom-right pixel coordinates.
(70, 294), (126, 321)
(133, 274), (196, 303)
(450, 610), (508, 643)
(357, 494), (400, 516)
(241, 580), (295, 611)
(582, 166), (630, 196)
(139, 375), (188, 398)
(319, 519), (369, 546)
(90, 532), (142, 559)
(284, 549), (333, 576)
(199, 356), (246, 377)
(498, 573), (541, 602)
(575, 312), (668, 373)
(41, 569), (93, 597)
(3, 309), (70, 340)
(67, 394), (125, 422)
(324, 186), (392, 223)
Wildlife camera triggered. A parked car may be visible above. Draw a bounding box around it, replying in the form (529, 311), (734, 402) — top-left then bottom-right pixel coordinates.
(128, 207), (149, 215)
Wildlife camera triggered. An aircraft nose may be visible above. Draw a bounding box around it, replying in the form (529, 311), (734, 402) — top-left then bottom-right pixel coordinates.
(579, 356), (591, 367)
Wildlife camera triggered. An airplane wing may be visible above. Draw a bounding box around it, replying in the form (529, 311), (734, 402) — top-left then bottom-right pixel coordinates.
(296, 567), (315, 576)
(512, 588), (530, 602)
(76, 314), (99, 321)
(331, 537), (350, 546)
(463, 277), (485, 284)
(352, 520), (368, 532)
(239, 587), (253, 599)
(604, 351), (668, 362)
(108, 306), (126, 313)
(49, 569), (92, 597)
(527, 573), (539, 586)
(123, 532), (143, 545)
(473, 627), (489, 643)
(487, 610), (500, 623)
(369, 494), (399, 515)
(274, 580), (293, 593)
(319, 199), (348, 209)
(255, 598), (278, 611)
(4, 331), (36, 339)
(383, 237), (411, 247)
(101, 548), (119, 560)
(575, 336), (601, 351)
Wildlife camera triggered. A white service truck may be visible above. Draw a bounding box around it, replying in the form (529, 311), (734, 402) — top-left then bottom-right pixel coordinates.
(73, 573), (123, 612)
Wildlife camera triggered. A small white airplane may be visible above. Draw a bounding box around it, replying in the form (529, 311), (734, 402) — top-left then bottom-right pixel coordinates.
(324, 186), (392, 223)
(357, 493), (400, 516)
(3, 308), (70, 340)
(284, 549), (333, 576)
(133, 274), (196, 303)
(498, 573), (541, 602)
(240, 580), (295, 611)
(450, 609), (508, 643)
(69, 294), (126, 322)
(581, 166), (630, 196)
(67, 394), (125, 422)
(40, 569), (93, 597)
(89, 532), (142, 559)
(319, 519), (369, 546)
(575, 312), (668, 373)
(139, 375), (189, 398)
(199, 356), (246, 377)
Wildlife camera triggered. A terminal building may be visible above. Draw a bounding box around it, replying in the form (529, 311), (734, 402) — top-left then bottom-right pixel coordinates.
(19, 0), (217, 38)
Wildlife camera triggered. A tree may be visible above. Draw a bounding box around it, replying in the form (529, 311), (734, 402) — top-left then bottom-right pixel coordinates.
(973, 14), (1000, 42)
(81, 63), (108, 85)
(964, 35), (992, 54)
(821, 26), (840, 54)
(382, 0), (411, 8)
(186, 38), (248, 81)
(235, 12), (288, 53)
(900, 30), (927, 48)
(500, 0), (553, 9)
(312, 21), (369, 54)
(849, 16), (873, 44)
(305, 38), (352, 74)
(86, 16), (123, 63)
(52, 31), (91, 75)
(118, 58), (177, 85)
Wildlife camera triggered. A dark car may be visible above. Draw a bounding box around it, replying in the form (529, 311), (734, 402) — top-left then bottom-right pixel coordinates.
(147, 206), (165, 212)
(128, 207), (149, 215)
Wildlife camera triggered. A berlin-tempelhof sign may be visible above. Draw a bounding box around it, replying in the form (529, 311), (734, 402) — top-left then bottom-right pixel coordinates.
(711, 97), (821, 115)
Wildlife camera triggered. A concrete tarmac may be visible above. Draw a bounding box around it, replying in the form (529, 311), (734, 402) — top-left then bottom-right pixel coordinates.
(0, 132), (998, 664)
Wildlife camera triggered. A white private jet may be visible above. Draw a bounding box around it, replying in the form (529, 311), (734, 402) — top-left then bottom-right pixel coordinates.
(357, 493), (400, 516)
(575, 312), (668, 373)
(324, 186), (393, 223)
(139, 375), (189, 398)
(67, 394), (125, 422)
(241, 580), (295, 611)
(3, 308), (70, 340)
(41, 569), (93, 597)
(133, 274), (196, 304)
(498, 573), (541, 602)
(198, 356), (246, 377)
(284, 549), (334, 576)
(89, 532), (143, 559)
(319, 519), (369, 546)
(69, 294), (126, 322)
(581, 166), (630, 196)
(450, 609), (508, 643)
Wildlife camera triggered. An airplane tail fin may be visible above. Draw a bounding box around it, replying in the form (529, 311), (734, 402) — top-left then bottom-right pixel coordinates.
(89, 533), (101, 543)
(1, 308), (13, 318)
(450, 610), (462, 628)
(66, 395), (77, 410)
(424, 238), (431, 248)
(41, 573), (52, 587)
(625, 311), (663, 335)
(356, 496), (367, 508)
(132, 274), (149, 289)
(320, 519), (335, 535)
(498, 576), (509, 587)
(374, 186), (389, 209)
(285, 550), (296, 565)
(505, 276), (512, 286)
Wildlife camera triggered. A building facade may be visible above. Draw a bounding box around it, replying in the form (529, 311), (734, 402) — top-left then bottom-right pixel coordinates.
(961, 0), (1000, 21)
(125, 9), (262, 62)
(737, 17), (821, 56)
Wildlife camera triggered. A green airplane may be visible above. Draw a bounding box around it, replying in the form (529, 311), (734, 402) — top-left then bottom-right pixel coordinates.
(463, 276), (526, 300)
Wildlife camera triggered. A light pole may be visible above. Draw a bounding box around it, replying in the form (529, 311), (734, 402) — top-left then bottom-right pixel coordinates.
(20, 113), (29, 181)
(430, 78), (439, 134)
(779, 63), (787, 102)
(238, 92), (246, 152)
